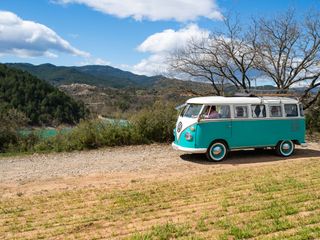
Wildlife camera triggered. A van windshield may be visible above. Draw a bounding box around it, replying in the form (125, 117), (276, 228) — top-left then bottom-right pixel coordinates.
(181, 104), (203, 118)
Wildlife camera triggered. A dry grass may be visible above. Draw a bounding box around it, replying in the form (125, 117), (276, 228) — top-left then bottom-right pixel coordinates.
(1, 158), (320, 239)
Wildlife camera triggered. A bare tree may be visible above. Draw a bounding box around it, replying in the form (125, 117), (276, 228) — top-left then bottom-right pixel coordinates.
(254, 10), (320, 109)
(170, 16), (257, 96)
(170, 11), (320, 108)
(170, 37), (226, 95)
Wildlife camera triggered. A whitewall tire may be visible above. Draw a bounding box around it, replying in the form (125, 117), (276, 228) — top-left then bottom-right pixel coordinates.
(206, 141), (228, 162)
(276, 140), (295, 157)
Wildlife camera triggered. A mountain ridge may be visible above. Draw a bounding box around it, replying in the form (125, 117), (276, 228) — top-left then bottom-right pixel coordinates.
(6, 63), (162, 88)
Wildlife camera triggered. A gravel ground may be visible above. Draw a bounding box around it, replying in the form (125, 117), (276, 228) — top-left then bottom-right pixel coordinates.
(1, 142), (320, 184)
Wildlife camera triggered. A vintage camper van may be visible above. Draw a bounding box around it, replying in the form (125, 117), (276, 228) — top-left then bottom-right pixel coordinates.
(172, 96), (306, 161)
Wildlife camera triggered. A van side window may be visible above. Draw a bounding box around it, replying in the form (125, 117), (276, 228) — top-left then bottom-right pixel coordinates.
(269, 105), (282, 117)
(299, 104), (304, 116)
(220, 105), (231, 118)
(284, 104), (298, 117)
(202, 105), (231, 119)
(251, 105), (266, 118)
(234, 106), (248, 118)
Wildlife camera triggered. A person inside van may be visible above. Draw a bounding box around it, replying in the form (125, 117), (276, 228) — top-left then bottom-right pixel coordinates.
(236, 107), (244, 117)
(207, 106), (220, 119)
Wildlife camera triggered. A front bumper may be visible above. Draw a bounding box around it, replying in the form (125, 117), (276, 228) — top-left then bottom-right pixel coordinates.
(300, 142), (308, 148)
(172, 142), (207, 153)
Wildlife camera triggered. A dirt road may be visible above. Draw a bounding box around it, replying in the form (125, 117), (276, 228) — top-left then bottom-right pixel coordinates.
(0, 143), (319, 196)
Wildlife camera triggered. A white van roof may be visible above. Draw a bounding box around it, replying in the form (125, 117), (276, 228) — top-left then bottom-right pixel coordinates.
(186, 96), (299, 105)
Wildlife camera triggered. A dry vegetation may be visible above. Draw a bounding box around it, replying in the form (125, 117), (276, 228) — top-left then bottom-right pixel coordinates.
(59, 79), (213, 118)
(1, 155), (320, 239)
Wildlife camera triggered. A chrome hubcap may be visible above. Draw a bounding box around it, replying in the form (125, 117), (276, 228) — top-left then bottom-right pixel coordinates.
(282, 143), (290, 150)
(213, 146), (222, 155)
(279, 140), (294, 156)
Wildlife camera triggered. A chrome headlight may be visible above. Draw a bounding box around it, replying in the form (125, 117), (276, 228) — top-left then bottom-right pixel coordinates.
(185, 132), (193, 141)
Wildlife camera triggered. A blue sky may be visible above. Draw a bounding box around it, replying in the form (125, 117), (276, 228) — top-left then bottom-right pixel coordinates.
(0, 0), (319, 75)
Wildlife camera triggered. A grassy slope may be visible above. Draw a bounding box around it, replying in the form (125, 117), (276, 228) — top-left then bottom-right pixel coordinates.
(1, 158), (319, 239)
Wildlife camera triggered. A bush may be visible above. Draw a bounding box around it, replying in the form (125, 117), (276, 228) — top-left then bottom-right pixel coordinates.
(0, 129), (18, 152)
(130, 101), (177, 143)
(1, 101), (178, 154)
(33, 102), (177, 153)
(33, 120), (145, 152)
(306, 104), (320, 132)
(0, 108), (29, 152)
(10, 133), (40, 153)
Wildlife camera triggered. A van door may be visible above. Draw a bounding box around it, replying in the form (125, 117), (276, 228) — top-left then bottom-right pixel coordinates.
(195, 105), (232, 149)
(231, 105), (253, 148)
(231, 104), (271, 148)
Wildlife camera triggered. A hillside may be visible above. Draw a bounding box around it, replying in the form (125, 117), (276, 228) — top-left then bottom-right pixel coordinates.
(0, 64), (87, 125)
(59, 78), (214, 117)
(10, 62), (316, 119)
(7, 63), (161, 88)
(5, 63), (219, 118)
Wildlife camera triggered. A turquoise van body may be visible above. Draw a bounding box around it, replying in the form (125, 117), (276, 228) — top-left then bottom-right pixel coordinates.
(172, 96), (306, 159)
(174, 118), (305, 150)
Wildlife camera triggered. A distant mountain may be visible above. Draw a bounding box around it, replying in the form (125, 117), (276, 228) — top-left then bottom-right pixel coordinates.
(76, 65), (161, 86)
(0, 64), (87, 125)
(294, 86), (320, 94)
(5, 62), (218, 118)
(6, 63), (161, 88)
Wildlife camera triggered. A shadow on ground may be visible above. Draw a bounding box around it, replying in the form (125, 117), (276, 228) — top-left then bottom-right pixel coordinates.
(180, 148), (320, 165)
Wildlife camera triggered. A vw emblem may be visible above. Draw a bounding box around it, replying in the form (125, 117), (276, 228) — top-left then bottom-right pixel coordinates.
(177, 122), (182, 132)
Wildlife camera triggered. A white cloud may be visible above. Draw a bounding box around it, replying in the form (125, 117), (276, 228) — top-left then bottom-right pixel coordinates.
(56, 0), (223, 22)
(132, 24), (209, 76)
(137, 24), (209, 53)
(133, 54), (168, 76)
(0, 11), (89, 58)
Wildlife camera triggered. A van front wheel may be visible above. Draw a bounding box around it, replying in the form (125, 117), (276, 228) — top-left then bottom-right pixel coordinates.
(276, 140), (295, 157)
(206, 141), (228, 162)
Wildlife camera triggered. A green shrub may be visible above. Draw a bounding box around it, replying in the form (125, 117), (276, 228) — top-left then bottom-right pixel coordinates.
(33, 120), (146, 152)
(130, 101), (177, 143)
(306, 106), (320, 132)
(0, 108), (29, 152)
(0, 129), (18, 152)
(1, 101), (178, 154)
(10, 133), (40, 153)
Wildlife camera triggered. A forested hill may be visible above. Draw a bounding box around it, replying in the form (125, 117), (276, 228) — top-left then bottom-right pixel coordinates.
(7, 63), (161, 88)
(0, 64), (87, 126)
